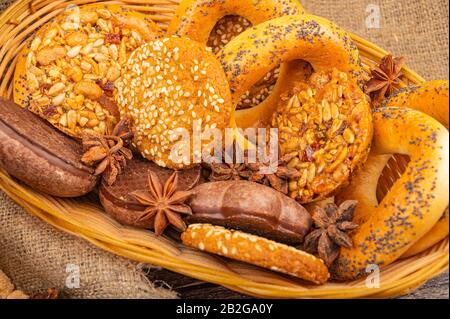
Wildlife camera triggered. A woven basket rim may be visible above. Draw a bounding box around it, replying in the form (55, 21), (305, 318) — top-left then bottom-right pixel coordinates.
(0, 0), (448, 298)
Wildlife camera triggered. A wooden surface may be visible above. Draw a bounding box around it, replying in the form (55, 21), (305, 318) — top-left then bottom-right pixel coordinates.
(147, 268), (449, 299)
(1, 0), (448, 299)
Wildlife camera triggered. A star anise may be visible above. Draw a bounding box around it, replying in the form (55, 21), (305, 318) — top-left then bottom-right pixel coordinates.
(208, 163), (253, 181)
(246, 148), (301, 194)
(131, 171), (193, 236)
(81, 116), (133, 185)
(205, 142), (253, 181)
(32, 288), (59, 299)
(303, 200), (359, 267)
(365, 54), (405, 106)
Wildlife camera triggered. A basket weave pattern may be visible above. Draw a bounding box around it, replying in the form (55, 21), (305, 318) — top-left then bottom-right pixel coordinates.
(0, 0), (448, 298)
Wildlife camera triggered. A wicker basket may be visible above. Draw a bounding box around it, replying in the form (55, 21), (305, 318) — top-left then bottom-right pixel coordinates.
(0, 0), (448, 298)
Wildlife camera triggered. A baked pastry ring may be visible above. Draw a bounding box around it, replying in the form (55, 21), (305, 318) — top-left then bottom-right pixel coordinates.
(383, 80), (448, 127)
(168, 0), (307, 112)
(332, 107), (449, 280)
(167, 0), (303, 44)
(338, 80), (449, 258)
(14, 4), (159, 138)
(219, 14), (363, 128)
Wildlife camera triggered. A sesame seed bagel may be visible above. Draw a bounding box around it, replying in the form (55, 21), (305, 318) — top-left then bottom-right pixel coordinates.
(181, 224), (330, 284)
(116, 37), (232, 169)
(14, 4), (160, 139)
(168, 0), (306, 112)
(219, 14), (363, 128)
(332, 107), (449, 281)
(337, 80), (450, 260)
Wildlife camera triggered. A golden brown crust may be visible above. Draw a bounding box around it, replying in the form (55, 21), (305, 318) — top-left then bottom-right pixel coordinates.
(168, 0), (304, 41)
(168, 0), (305, 112)
(219, 14), (363, 129)
(332, 107), (449, 280)
(402, 208), (449, 258)
(273, 68), (372, 203)
(337, 80), (450, 261)
(181, 223), (330, 284)
(14, 4), (159, 138)
(116, 37), (232, 169)
(383, 80), (449, 129)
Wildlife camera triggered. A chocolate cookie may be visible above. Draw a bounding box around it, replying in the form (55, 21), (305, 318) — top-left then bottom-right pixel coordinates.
(0, 98), (98, 197)
(187, 181), (312, 244)
(99, 157), (201, 228)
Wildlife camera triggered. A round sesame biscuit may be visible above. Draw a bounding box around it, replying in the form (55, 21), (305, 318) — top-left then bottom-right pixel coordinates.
(116, 37), (232, 169)
(181, 223), (330, 284)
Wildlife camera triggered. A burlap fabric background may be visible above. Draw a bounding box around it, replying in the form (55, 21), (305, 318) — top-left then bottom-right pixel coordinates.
(1, 0), (448, 298)
(301, 0), (449, 80)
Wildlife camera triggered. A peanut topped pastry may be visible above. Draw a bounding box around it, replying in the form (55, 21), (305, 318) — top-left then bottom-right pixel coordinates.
(116, 37), (232, 169)
(14, 5), (159, 138)
(273, 68), (372, 203)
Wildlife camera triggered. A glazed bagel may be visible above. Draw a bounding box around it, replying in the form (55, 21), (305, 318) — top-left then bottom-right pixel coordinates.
(337, 80), (449, 259)
(383, 80), (449, 128)
(332, 107), (449, 280)
(167, 0), (303, 41)
(219, 14), (363, 128)
(401, 208), (448, 258)
(168, 0), (307, 112)
(386, 80), (449, 258)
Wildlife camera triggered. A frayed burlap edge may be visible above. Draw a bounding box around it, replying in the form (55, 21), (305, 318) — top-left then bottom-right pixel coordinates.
(0, 191), (178, 299)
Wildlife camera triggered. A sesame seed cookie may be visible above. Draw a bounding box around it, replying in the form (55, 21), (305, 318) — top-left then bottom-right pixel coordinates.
(116, 37), (232, 169)
(181, 223), (330, 284)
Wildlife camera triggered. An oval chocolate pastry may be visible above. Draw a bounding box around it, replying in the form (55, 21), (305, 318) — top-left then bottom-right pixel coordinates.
(0, 98), (98, 197)
(99, 157), (201, 230)
(187, 180), (312, 244)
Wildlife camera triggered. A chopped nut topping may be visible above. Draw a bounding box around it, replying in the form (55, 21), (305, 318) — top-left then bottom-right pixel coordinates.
(272, 68), (372, 203)
(22, 7), (158, 138)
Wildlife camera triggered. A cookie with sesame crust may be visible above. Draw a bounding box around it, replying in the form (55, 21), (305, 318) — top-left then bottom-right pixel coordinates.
(181, 224), (330, 284)
(116, 37), (233, 169)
